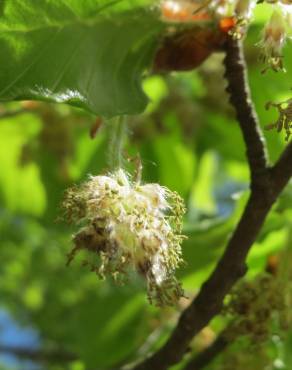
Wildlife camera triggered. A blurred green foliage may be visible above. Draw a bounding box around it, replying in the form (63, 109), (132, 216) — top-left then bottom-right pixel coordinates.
(1, 16), (292, 370)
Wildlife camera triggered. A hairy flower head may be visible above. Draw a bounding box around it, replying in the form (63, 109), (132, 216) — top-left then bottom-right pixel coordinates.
(62, 169), (186, 306)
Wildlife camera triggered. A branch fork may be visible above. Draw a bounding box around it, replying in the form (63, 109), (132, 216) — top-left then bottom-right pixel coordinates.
(130, 36), (292, 370)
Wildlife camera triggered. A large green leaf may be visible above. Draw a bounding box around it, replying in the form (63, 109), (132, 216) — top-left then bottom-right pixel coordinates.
(0, 0), (162, 117)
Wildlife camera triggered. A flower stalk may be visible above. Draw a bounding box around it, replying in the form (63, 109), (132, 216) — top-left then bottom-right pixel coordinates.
(106, 115), (127, 170)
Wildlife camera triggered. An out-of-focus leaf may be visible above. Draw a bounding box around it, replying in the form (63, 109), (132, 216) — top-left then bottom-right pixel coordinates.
(190, 151), (217, 215)
(152, 117), (196, 197)
(247, 229), (288, 276)
(182, 192), (248, 289)
(0, 113), (46, 215)
(143, 75), (169, 113)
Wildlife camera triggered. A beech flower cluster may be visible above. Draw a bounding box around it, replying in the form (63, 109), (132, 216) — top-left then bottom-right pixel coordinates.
(265, 97), (292, 140)
(63, 169), (186, 306)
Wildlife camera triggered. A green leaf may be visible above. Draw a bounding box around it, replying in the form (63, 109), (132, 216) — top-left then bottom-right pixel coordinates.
(0, 0), (162, 117)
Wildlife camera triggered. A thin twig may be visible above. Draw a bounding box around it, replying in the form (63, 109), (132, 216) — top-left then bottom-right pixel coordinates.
(270, 141), (292, 195)
(131, 37), (292, 370)
(183, 334), (228, 370)
(0, 108), (28, 119)
(0, 344), (77, 364)
(223, 37), (270, 192)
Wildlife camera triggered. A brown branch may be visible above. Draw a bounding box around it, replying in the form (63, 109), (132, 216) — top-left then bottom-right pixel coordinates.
(0, 344), (77, 364)
(183, 334), (228, 370)
(133, 194), (274, 370)
(131, 37), (292, 370)
(271, 141), (292, 195)
(223, 37), (270, 192)
(0, 108), (28, 119)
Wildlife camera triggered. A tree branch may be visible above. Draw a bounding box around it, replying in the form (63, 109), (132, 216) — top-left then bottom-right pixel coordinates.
(271, 140), (292, 195)
(0, 108), (28, 120)
(0, 344), (77, 364)
(183, 334), (228, 370)
(223, 37), (270, 192)
(131, 37), (292, 370)
(133, 194), (274, 370)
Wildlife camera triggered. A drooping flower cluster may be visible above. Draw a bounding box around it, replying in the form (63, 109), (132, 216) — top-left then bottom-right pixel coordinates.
(218, 273), (288, 370)
(62, 169), (186, 306)
(258, 4), (292, 72)
(265, 97), (292, 140)
(159, 0), (292, 71)
(224, 275), (285, 343)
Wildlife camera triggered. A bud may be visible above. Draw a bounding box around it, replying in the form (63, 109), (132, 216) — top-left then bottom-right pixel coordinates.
(235, 0), (256, 19)
(225, 0), (256, 39)
(62, 169), (187, 306)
